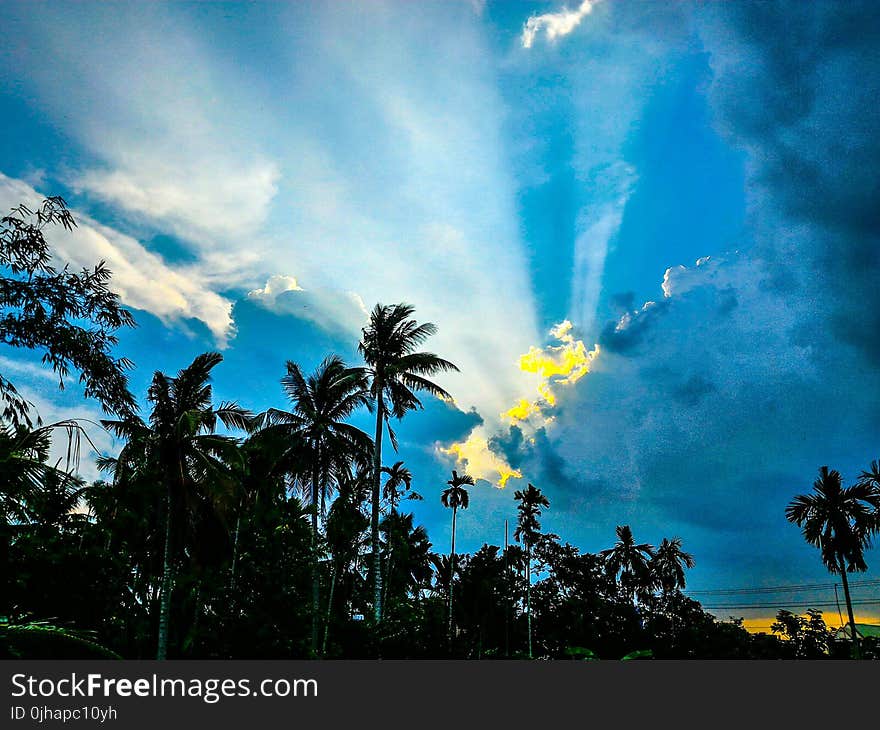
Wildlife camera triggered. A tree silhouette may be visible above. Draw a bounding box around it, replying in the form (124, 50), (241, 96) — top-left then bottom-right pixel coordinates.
(0, 197), (136, 426)
(650, 537), (695, 597)
(514, 483), (549, 658)
(600, 525), (654, 604)
(358, 303), (457, 624)
(101, 352), (250, 659)
(382, 460), (417, 513)
(785, 466), (880, 658)
(441, 469), (473, 643)
(253, 355), (372, 655)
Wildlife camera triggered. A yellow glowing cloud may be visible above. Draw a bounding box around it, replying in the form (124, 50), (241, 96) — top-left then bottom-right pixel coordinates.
(443, 320), (599, 488)
(504, 319), (600, 424)
(503, 398), (541, 422)
(438, 429), (523, 489)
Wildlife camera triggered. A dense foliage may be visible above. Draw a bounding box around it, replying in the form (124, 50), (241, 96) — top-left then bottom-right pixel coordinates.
(3, 198), (879, 660)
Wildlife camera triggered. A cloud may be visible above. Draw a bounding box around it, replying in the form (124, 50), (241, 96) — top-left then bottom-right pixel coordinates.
(438, 427), (523, 489)
(0, 355), (60, 385)
(247, 275), (369, 337)
(445, 319), (599, 487)
(505, 319), (600, 423)
(0, 2), (543, 423)
(1, 3), (281, 260)
(521, 1), (601, 49)
(570, 164), (637, 335)
(74, 159), (280, 246)
(698, 0), (880, 362)
(0, 173), (235, 345)
(12, 385), (118, 484)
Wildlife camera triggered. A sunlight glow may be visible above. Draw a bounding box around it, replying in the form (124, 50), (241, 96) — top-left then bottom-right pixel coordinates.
(438, 429), (523, 489)
(505, 319), (600, 425)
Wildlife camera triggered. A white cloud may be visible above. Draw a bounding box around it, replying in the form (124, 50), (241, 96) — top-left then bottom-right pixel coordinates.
(522, 0), (601, 49)
(2, 2), (543, 427)
(247, 275), (304, 302)
(248, 275), (370, 337)
(74, 159), (280, 246)
(571, 164), (636, 334)
(5, 3), (281, 269)
(0, 355), (59, 384)
(0, 173), (235, 345)
(13, 385), (118, 484)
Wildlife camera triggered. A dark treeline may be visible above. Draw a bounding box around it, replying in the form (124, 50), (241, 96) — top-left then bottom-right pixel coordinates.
(2, 199), (879, 660)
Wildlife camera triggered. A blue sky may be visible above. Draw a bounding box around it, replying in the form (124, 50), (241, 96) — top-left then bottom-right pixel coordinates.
(1, 0), (879, 623)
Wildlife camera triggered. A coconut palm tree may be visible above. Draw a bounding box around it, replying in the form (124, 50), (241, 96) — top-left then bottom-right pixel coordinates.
(102, 352), (251, 660)
(358, 303), (458, 623)
(514, 482), (549, 658)
(323, 477), (370, 654)
(253, 355), (372, 655)
(441, 469), (473, 641)
(0, 421), (82, 526)
(650, 537), (695, 597)
(0, 420), (92, 615)
(600, 525), (654, 604)
(380, 511), (433, 614)
(785, 466), (880, 658)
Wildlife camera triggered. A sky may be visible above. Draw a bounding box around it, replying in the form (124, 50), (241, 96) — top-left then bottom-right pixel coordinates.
(1, 0), (879, 627)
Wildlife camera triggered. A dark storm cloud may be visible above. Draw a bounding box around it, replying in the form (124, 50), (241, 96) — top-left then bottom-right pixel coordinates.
(489, 424), (569, 489)
(402, 400), (483, 449)
(703, 0), (880, 361)
(497, 1), (880, 585)
(671, 373), (716, 407)
(598, 300), (669, 354)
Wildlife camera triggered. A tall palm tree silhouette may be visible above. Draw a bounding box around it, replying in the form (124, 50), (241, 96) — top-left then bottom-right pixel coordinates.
(650, 537), (695, 597)
(359, 303), (457, 623)
(102, 352), (250, 659)
(254, 354), (372, 655)
(514, 483), (549, 658)
(441, 469), (473, 643)
(600, 525), (654, 604)
(786, 466), (880, 658)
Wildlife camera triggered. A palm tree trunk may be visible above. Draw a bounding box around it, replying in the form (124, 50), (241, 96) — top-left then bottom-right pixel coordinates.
(448, 504), (457, 645)
(157, 485), (173, 660)
(188, 578), (203, 656)
(310, 464), (320, 657)
(526, 545), (532, 659)
(230, 508), (242, 588)
(371, 393), (384, 623)
(322, 561), (338, 655)
(383, 547), (393, 616)
(838, 554), (861, 659)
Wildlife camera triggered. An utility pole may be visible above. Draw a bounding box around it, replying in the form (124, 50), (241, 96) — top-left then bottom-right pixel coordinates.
(504, 518), (509, 658)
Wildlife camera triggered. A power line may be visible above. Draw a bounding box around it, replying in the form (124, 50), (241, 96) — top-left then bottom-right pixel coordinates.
(701, 599), (880, 610)
(685, 578), (880, 596)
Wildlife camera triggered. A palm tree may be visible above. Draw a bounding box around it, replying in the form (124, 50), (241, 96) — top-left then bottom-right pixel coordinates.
(323, 478), (370, 654)
(514, 482), (549, 658)
(253, 355), (372, 655)
(380, 511), (433, 614)
(230, 426), (293, 587)
(359, 303), (458, 623)
(650, 537), (695, 596)
(0, 421), (82, 526)
(0, 420), (91, 615)
(441, 469), (473, 642)
(382, 460), (417, 513)
(786, 466), (880, 658)
(600, 525), (654, 604)
(102, 352), (250, 660)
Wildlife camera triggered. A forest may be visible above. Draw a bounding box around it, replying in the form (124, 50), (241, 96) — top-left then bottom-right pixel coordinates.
(2, 198), (879, 660)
